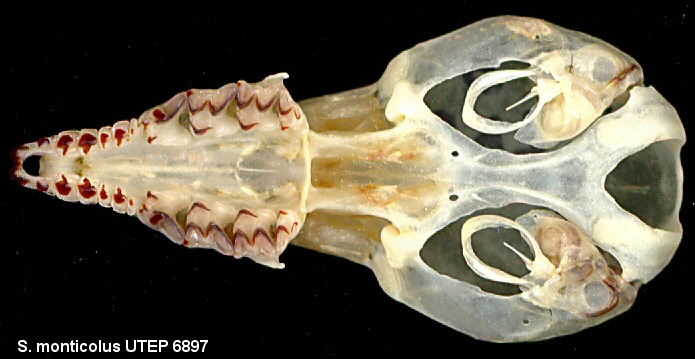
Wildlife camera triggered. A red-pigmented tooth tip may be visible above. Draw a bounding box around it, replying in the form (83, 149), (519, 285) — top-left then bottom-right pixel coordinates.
(10, 145), (32, 187)
(11, 146), (27, 164)
(10, 165), (29, 186)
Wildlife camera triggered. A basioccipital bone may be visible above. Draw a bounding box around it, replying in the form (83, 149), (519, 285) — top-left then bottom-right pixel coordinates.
(10, 16), (684, 342)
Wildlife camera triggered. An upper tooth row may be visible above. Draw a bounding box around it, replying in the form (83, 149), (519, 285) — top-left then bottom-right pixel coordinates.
(28, 173), (138, 215)
(22, 80), (305, 158)
(137, 205), (301, 260)
(20, 119), (143, 158)
(140, 79), (305, 137)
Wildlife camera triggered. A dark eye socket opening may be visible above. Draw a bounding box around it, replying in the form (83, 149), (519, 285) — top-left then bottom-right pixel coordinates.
(420, 203), (550, 296)
(420, 203), (635, 296)
(424, 61), (553, 155)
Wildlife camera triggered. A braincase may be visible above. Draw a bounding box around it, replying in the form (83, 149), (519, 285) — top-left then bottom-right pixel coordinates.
(377, 16), (635, 101)
(373, 16), (683, 288)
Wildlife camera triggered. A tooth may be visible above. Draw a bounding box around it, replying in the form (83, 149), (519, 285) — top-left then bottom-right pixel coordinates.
(232, 229), (252, 259)
(232, 209), (256, 233)
(141, 210), (185, 245)
(135, 207), (151, 227)
(200, 224), (222, 248)
(252, 210), (278, 250)
(112, 121), (130, 147)
(255, 85), (277, 111)
(236, 81), (254, 108)
(236, 81), (273, 131)
(144, 94), (183, 126)
(237, 104), (261, 131)
(111, 187), (128, 214)
(97, 183), (112, 207)
(97, 126), (114, 150)
(161, 92), (187, 120)
(125, 195), (139, 216)
(209, 83), (237, 113)
(56, 130), (80, 156)
(158, 214), (184, 245)
(276, 210), (300, 252)
(187, 85), (238, 137)
(278, 91), (302, 131)
(185, 225), (204, 247)
(10, 148), (33, 192)
(52, 174), (80, 202)
(77, 177), (99, 205)
(183, 203), (214, 248)
(213, 226), (234, 255)
(129, 119), (144, 139)
(140, 98), (193, 146)
(253, 228), (275, 255)
(77, 129), (99, 155)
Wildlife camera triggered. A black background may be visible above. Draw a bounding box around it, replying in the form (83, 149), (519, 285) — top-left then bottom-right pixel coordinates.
(1, 3), (691, 357)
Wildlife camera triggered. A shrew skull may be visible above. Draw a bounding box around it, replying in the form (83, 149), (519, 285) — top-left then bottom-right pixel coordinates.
(11, 16), (684, 342)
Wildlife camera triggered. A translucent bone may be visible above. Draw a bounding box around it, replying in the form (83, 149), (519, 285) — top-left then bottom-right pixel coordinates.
(460, 214), (555, 287)
(461, 69), (546, 134)
(11, 16), (684, 342)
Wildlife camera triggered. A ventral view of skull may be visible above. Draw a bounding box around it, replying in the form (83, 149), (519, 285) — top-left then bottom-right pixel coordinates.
(11, 16), (684, 342)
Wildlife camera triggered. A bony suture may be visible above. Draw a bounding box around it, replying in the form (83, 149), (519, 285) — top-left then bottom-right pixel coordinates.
(10, 16), (684, 342)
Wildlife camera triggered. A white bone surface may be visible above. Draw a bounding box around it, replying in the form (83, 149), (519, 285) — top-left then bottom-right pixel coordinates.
(9, 16), (685, 343)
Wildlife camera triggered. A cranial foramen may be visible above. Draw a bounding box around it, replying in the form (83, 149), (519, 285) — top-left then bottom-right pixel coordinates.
(11, 16), (684, 342)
